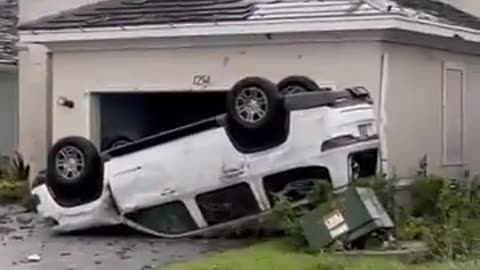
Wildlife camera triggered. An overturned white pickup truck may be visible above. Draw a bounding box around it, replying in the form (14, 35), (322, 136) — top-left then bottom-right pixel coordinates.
(32, 76), (380, 238)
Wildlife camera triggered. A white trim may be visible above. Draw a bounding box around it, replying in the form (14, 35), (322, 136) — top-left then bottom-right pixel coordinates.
(85, 92), (92, 141)
(85, 93), (102, 147)
(378, 52), (390, 177)
(46, 51), (53, 150)
(37, 31), (385, 52)
(19, 15), (480, 45)
(19, 16), (397, 43)
(441, 61), (467, 167)
(85, 86), (230, 94)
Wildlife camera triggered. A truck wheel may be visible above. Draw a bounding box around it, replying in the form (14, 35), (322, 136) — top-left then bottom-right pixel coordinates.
(227, 77), (283, 129)
(277, 75), (323, 95)
(47, 136), (104, 203)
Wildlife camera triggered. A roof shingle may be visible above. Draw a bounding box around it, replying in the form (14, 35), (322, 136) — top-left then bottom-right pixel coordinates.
(17, 0), (480, 32)
(0, 0), (17, 64)
(20, 0), (256, 30)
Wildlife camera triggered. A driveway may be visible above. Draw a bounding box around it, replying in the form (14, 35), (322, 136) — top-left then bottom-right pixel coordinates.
(0, 205), (247, 270)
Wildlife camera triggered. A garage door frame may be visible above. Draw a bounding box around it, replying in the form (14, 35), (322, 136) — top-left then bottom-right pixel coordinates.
(85, 86), (228, 150)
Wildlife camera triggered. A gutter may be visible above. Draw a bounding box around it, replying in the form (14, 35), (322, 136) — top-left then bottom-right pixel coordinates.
(18, 15), (480, 44)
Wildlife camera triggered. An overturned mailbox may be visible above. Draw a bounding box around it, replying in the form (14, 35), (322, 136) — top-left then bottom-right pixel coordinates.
(302, 187), (394, 251)
(31, 76), (380, 238)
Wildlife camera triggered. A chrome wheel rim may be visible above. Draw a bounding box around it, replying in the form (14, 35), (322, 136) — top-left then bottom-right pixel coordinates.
(235, 87), (268, 124)
(55, 146), (85, 180)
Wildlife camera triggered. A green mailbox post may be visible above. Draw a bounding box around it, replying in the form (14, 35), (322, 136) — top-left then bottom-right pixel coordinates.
(302, 187), (394, 251)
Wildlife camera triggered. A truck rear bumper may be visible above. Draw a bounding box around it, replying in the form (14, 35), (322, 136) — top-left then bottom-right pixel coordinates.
(31, 184), (122, 232)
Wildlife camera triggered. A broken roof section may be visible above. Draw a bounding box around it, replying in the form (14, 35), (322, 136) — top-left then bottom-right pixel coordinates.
(391, 0), (480, 29)
(18, 0), (480, 31)
(251, 0), (480, 29)
(0, 0), (18, 65)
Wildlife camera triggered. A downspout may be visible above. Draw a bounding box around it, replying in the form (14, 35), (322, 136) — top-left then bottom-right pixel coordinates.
(46, 51), (53, 150)
(378, 52), (390, 177)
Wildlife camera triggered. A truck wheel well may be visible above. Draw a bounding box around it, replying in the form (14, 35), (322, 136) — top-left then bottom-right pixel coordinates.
(263, 166), (331, 205)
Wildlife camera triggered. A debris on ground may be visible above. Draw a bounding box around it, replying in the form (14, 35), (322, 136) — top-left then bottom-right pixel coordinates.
(0, 225), (14, 234)
(10, 234), (24, 240)
(26, 253), (41, 263)
(1, 202), (250, 270)
(15, 215), (33, 225)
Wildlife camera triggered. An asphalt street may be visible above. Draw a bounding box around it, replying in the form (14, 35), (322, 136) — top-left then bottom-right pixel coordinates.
(0, 205), (245, 270)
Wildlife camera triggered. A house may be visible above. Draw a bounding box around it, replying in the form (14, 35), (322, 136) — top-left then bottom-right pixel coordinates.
(0, 0), (18, 157)
(16, 0), (480, 181)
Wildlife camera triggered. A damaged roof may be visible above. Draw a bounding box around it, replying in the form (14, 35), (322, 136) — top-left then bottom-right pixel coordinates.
(0, 0), (17, 64)
(19, 0), (256, 30)
(18, 0), (480, 32)
(392, 0), (480, 30)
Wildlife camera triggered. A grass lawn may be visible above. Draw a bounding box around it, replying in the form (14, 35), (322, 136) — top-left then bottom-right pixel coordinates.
(163, 240), (480, 270)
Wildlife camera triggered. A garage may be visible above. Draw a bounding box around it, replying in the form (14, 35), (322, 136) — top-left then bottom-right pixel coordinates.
(19, 0), (480, 180)
(94, 91), (227, 151)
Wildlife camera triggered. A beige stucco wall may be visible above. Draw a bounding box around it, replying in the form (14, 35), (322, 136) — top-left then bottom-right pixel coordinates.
(50, 39), (383, 146)
(18, 44), (51, 180)
(383, 43), (480, 179)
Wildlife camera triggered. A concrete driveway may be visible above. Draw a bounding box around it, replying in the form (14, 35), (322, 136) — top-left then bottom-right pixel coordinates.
(0, 205), (247, 270)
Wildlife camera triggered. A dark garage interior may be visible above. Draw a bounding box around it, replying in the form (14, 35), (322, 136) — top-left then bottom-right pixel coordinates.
(99, 92), (227, 151)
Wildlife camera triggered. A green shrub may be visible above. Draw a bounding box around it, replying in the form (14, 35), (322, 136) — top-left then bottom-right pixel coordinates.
(270, 180), (334, 248)
(410, 174), (446, 219)
(0, 151), (32, 205)
(0, 180), (30, 204)
(270, 193), (306, 247)
(397, 175), (480, 260)
(269, 160), (480, 261)
(6, 151), (30, 182)
(0, 151), (30, 183)
(396, 217), (429, 241)
(307, 180), (334, 205)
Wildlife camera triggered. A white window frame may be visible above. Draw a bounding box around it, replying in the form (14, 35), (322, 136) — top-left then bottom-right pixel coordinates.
(441, 61), (467, 166)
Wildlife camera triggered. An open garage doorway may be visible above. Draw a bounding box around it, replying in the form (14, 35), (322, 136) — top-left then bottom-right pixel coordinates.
(93, 92), (227, 151)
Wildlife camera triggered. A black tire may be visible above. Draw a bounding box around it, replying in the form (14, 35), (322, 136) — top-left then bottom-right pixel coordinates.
(277, 75), (323, 95)
(47, 136), (104, 203)
(227, 77), (283, 129)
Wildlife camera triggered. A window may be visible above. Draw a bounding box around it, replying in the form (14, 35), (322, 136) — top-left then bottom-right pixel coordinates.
(125, 201), (198, 235)
(442, 62), (465, 166)
(196, 183), (260, 226)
